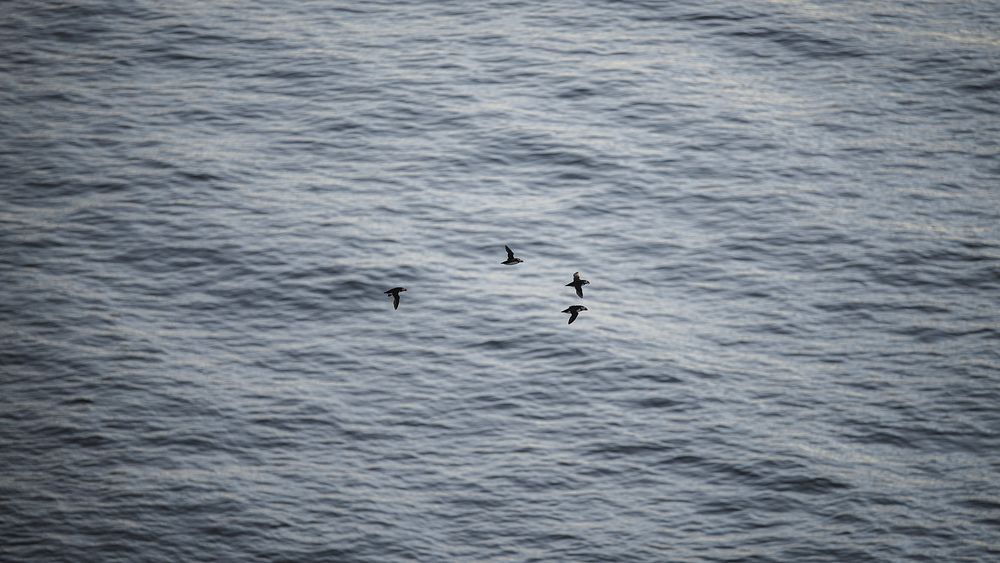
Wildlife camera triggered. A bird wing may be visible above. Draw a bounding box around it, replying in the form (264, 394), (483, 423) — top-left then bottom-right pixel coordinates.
(392, 294), (400, 309)
(567, 311), (579, 324)
(573, 272), (581, 281)
(505, 245), (515, 260)
(575, 285), (584, 298)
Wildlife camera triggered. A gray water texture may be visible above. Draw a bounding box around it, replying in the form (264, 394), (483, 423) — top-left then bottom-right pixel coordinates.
(2, 1), (999, 561)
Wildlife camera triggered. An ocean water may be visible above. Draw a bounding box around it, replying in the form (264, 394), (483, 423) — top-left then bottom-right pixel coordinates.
(1, 1), (998, 561)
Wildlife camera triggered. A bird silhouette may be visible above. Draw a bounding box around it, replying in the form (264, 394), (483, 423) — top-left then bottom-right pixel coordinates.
(384, 287), (407, 310)
(501, 245), (523, 265)
(562, 305), (588, 324)
(566, 271), (590, 298)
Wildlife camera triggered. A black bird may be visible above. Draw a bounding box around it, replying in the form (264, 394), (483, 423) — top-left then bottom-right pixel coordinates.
(385, 287), (407, 310)
(562, 305), (588, 324)
(565, 271), (590, 298)
(501, 245), (523, 265)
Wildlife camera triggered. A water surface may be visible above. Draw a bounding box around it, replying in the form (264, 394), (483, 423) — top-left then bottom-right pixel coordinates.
(2, 1), (998, 561)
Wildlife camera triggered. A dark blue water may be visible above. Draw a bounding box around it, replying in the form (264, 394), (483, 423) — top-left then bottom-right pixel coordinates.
(2, 1), (998, 561)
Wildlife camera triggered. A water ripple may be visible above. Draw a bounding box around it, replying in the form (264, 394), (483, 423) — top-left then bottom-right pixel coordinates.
(2, 0), (998, 561)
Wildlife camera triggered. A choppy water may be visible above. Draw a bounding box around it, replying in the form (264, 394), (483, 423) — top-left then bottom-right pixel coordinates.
(2, 1), (999, 561)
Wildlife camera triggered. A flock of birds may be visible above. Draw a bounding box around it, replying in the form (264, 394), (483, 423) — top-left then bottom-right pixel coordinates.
(384, 245), (591, 324)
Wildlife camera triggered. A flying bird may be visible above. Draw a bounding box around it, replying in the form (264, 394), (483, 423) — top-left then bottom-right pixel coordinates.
(562, 305), (588, 324)
(565, 271), (590, 298)
(384, 287), (407, 310)
(501, 245), (523, 265)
